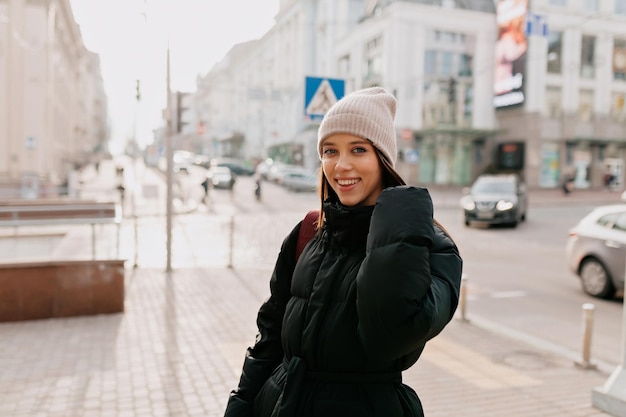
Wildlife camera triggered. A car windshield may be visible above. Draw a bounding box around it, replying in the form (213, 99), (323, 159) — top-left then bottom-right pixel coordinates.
(472, 180), (515, 194)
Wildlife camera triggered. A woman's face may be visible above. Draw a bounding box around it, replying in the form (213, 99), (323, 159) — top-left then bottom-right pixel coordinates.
(320, 134), (384, 207)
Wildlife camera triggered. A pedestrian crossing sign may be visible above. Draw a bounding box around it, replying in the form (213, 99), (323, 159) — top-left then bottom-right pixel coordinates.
(304, 76), (345, 121)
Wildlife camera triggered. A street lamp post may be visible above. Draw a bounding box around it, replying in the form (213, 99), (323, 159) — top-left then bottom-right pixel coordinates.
(165, 42), (173, 273)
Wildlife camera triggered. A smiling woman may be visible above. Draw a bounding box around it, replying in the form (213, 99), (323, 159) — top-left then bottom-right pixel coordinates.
(69, 0), (279, 153)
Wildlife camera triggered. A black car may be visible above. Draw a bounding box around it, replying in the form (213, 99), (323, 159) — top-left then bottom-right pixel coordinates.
(210, 158), (255, 176)
(460, 174), (528, 227)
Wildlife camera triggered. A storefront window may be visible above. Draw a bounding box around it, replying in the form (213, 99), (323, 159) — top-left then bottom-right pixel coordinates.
(616, 0), (626, 14)
(547, 31), (562, 74)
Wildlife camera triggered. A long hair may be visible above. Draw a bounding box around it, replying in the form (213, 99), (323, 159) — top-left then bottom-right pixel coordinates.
(314, 146), (452, 240)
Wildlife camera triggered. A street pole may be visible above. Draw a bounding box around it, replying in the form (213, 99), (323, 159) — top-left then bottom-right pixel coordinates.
(132, 80), (140, 269)
(165, 41), (173, 273)
(592, 267), (626, 416)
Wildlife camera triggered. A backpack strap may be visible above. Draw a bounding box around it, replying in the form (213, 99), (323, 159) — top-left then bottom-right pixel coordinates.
(295, 210), (319, 263)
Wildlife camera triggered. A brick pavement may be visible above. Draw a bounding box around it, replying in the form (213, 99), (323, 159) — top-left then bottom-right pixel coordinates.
(0, 265), (616, 417)
(0, 159), (624, 416)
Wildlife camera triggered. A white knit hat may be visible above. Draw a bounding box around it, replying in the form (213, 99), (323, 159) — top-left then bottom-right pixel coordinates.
(317, 87), (398, 167)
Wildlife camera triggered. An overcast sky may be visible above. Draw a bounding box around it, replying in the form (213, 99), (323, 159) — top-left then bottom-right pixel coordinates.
(70, 0), (279, 153)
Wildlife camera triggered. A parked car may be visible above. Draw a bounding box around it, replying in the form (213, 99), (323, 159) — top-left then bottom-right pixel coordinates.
(269, 164), (308, 184)
(206, 167), (235, 190)
(565, 204), (626, 299)
(282, 171), (318, 192)
(173, 150), (195, 173)
(210, 158), (255, 176)
(255, 158), (274, 180)
(460, 173), (528, 227)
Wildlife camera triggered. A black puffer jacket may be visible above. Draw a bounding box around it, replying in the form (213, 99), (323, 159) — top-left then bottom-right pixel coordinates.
(224, 186), (463, 417)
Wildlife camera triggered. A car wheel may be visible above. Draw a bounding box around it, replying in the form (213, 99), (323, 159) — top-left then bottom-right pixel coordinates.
(464, 217), (470, 227)
(579, 257), (615, 299)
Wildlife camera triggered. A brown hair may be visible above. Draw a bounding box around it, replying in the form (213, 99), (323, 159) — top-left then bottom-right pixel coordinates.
(314, 146), (452, 240)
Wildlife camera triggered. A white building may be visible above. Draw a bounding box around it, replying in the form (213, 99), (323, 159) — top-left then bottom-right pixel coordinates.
(185, 0), (626, 189)
(0, 0), (109, 198)
(189, 0), (498, 184)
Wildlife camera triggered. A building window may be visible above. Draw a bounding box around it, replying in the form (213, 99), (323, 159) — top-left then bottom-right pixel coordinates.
(363, 35), (383, 83)
(579, 89), (594, 122)
(546, 86), (562, 118)
(616, 0), (626, 14)
(424, 31), (474, 80)
(549, 0), (566, 5)
(338, 55), (351, 77)
(441, 52), (453, 76)
(458, 53), (473, 77)
(581, 35), (595, 78)
(424, 50), (437, 75)
(582, 0), (598, 11)
(611, 93), (626, 121)
(547, 31), (562, 74)
(614, 39), (626, 81)
(365, 55), (382, 80)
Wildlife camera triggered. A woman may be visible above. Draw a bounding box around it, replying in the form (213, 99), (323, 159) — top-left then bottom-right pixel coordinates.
(224, 87), (463, 417)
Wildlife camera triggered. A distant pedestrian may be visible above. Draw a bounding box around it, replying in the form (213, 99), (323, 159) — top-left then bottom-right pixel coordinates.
(254, 176), (262, 201)
(224, 87), (462, 417)
(201, 177), (210, 204)
(116, 184), (125, 211)
(562, 175), (574, 196)
(604, 170), (616, 191)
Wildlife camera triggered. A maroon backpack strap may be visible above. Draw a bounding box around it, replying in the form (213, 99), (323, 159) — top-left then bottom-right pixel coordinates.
(295, 210), (319, 263)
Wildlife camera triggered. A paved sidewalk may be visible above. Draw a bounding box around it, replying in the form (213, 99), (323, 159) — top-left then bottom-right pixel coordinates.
(1, 159), (624, 416)
(0, 266), (616, 417)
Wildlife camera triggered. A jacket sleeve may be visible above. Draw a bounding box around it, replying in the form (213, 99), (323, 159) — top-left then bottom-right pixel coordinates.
(224, 223), (301, 417)
(356, 186), (463, 361)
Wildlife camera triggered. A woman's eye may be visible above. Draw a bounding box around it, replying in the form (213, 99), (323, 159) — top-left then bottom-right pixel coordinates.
(323, 148), (336, 155)
(352, 147), (367, 153)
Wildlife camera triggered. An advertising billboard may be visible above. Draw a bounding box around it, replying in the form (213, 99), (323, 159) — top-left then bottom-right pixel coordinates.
(493, 0), (528, 109)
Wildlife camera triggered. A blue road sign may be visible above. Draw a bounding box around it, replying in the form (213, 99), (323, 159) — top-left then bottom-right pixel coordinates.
(304, 76), (345, 121)
(525, 12), (548, 37)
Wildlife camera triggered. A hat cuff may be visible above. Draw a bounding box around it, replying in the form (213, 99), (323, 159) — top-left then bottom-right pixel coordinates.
(318, 113), (395, 165)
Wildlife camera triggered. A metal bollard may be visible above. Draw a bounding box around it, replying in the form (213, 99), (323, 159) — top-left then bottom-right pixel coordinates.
(576, 303), (597, 369)
(459, 274), (469, 322)
(227, 215), (234, 269)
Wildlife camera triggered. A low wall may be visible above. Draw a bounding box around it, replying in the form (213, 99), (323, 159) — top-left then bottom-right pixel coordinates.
(0, 259), (125, 322)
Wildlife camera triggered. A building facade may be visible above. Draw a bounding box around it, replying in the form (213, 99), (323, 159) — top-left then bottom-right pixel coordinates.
(0, 0), (108, 198)
(183, 0), (626, 190)
(496, 0), (626, 190)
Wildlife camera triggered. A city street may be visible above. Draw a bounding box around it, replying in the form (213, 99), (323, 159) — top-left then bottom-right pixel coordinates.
(93, 158), (625, 372)
(92, 159), (626, 369)
(1, 159), (624, 416)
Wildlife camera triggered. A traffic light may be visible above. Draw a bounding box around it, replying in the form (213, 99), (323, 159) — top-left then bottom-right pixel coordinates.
(175, 91), (189, 133)
(135, 80), (141, 101)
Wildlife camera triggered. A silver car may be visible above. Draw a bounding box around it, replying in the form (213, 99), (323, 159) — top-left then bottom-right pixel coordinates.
(566, 204), (626, 299)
